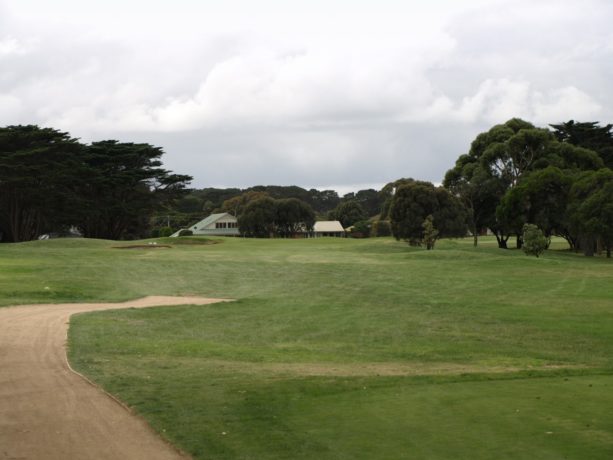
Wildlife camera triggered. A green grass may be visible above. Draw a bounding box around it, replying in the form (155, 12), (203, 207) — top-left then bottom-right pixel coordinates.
(2, 236), (613, 458)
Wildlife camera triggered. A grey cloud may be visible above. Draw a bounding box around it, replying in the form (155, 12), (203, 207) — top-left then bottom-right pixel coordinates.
(111, 121), (475, 189)
(0, 0), (612, 192)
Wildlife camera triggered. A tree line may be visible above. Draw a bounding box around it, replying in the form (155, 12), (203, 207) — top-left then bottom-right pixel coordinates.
(381, 118), (613, 256)
(2, 119), (612, 255)
(442, 119), (613, 256)
(163, 185), (384, 232)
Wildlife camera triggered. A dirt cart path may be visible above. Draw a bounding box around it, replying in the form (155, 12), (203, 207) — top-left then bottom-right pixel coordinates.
(0, 296), (229, 460)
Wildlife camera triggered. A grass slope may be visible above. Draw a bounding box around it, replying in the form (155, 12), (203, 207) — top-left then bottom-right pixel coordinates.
(2, 236), (613, 458)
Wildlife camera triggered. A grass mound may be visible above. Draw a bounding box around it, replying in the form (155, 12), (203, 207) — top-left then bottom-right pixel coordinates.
(154, 236), (219, 245)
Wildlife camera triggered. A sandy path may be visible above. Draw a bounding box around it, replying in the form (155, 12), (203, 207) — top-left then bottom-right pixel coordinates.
(0, 296), (229, 460)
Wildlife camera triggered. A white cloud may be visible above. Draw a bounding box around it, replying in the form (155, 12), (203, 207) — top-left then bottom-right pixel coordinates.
(0, 0), (612, 189)
(452, 79), (602, 125)
(0, 94), (24, 124)
(0, 37), (28, 56)
(533, 87), (603, 124)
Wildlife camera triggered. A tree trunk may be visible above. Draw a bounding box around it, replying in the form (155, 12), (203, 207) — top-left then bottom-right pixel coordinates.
(494, 233), (509, 249)
(583, 235), (595, 257)
(472, 223), (478, 247)
(563, 235), (576, 251)
(574, 237), (582, 253)
(596, 237), (603, 255)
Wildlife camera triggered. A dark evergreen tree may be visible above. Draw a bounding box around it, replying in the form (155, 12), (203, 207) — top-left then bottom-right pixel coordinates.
(551, 120), (613, 168)
(79, 140), (191, 240)
(0, 125), (85, 242)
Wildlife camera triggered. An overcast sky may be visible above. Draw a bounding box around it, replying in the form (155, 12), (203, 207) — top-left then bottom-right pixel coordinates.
(1, 0), (612, 193)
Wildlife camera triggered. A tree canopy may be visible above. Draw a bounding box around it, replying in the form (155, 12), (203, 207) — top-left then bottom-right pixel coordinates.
(0, 126), (191, 242)
(328, 200), (367, 228)
(237, 196), (315, 238)
(390, 181), (466, 246)
(551, 120), (613, 168)
(567, 168), (613, 257)
(444, 118), (605, 249)
(78, 140), (191, 240)
(275, 198), (315, 237)
(238, 197), (277, 238)
(0, 125), (84, 242)
(222, 191), (271, 219)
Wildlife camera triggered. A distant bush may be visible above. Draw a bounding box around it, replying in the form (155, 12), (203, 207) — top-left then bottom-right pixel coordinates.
(178, 229), (193, 237)
(159, 226), (174, 237)
(522, 224), (548, 258)
(150, 228), (161, 238)
(350, 220), (371, 238)
(421, 215), (439, 250)
(371, 220), (391, 237)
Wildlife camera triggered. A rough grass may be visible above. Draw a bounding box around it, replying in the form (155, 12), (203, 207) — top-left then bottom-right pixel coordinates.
(2, 236), (613, 458)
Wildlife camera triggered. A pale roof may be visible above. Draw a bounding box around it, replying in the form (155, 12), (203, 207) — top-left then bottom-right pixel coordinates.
(313, 221), (345, 232)
(170, 212), (237, 237)
(191, 212), (236, 229)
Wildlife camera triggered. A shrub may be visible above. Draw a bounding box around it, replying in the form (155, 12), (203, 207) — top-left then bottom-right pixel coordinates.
(178, 229), (193, 237)
(350, 220), (371, 238)
(159, 226), (174, 237)
(421, 215), (439, 250)
(522, 224), (548, 258)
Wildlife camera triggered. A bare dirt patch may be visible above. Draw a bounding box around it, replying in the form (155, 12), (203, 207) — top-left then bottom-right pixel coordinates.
(192, 359), (589, 377)
(112, 244), (173, 249)
(0, 296), (230, 460)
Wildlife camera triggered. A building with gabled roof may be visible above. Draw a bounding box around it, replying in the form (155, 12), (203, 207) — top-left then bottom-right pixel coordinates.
(312, 220), (345, 237)
(171, 212), (239, 237)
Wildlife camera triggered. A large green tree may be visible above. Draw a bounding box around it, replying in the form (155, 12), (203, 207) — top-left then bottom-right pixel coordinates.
(444, 159), (505, 247)
(443, 119), (539, 248)
(342, 189), (383, 218)
(445, 118), (603, 249)
(551, 120), (613, 168)
(0, 125), (85, 242)
(498, 167), (578, 248)
(379, 178), (415, 220)
(576, 180), (613, 258)
(79, 141), (191, 240)
(390, 181), (467, 246)
(275, 198), (315, 237)
(328, 200), (367, 228)
(221, 191), (271, 219)
(238, 197), (277, 238)
(567, 168), (613, 256)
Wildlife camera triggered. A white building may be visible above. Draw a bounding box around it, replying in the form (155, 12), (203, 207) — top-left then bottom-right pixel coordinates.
(312, 221), (345, 237)
(171, 213), (239, 237)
